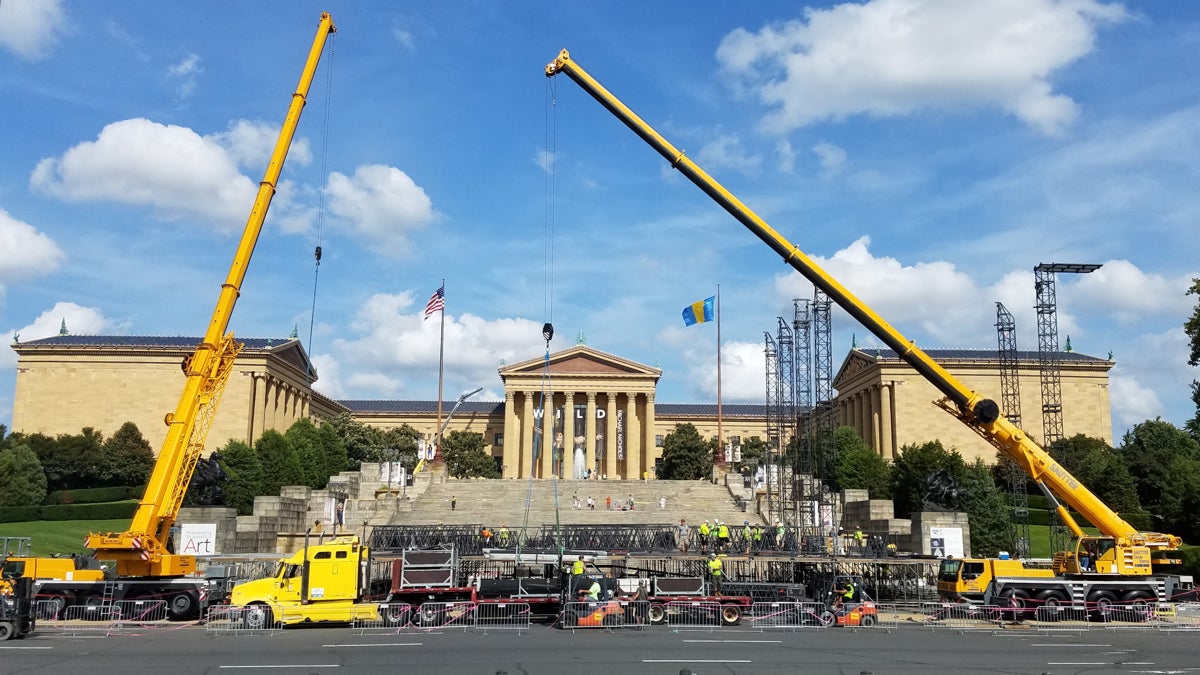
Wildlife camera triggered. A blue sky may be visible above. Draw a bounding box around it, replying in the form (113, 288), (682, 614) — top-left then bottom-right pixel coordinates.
(1, 1), (1197, 442)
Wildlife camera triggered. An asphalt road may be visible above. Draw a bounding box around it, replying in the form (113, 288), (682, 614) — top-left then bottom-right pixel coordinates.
(2, 623), (1198, 675)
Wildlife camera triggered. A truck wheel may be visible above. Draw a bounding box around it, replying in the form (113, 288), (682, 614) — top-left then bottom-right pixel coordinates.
(168, 592), (197, 621)
(720, 605), (742, 626)
(0, 622), (14, 641)
(43, 594), (70, 620)
(1087, 591), (1117, 622)
(415, 604), (444, 627)
(242, 604), (273, 630)
(1122, 591), (1155, 621)
(648, 603), (666, 625)
(382, 604), (411, 627)
(1035, 590), (1067, 623)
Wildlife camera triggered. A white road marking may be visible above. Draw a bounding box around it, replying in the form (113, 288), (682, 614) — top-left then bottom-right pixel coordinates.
(219, 666), (340, 669)
(321, 643), (422, 647)
(643, 660), (753, 664)
(1033, 643), (1111, 647)
(686, 634), (777, 638)
(0, 646), (53, 650)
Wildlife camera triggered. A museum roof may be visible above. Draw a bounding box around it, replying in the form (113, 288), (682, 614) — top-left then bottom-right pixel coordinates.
(338, 400), (507, 415)
(854, 347), (1109, 362)
(13, 334), (296, 350)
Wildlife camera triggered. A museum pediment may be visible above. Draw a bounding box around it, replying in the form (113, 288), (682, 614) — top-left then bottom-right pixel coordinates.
(500, 345), (660, 379)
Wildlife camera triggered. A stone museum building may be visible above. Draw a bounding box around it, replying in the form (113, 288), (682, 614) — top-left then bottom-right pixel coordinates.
(10, 335), (1115, 476)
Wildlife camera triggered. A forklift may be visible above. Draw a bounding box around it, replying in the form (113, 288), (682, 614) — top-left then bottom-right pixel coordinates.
(0, 576), (36, 640)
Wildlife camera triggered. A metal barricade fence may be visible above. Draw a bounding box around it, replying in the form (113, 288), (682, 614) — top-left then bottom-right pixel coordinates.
(749, 601), (829, 631)
(1157, 602), (1200, 632)
(411, 601), (476, 630)
(865, 602), (905, 630)
(1033, 604), (1089, 633)
(919, 602), (993, 630)
(59, 604), (121, 636)
(1094, 601), (1156, 630)
(474, 602), (532, 633)
(204, 604), (282, 636)
(34, 599), (62, 622)
(658, 600), (723, 629)
(558, 600), (648, 630)
(113, 599), (169, 626)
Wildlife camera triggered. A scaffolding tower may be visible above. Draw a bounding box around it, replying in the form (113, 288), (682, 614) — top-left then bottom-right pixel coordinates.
(767, 317), (796, 528)
(812, 288), (836, 471)
(1034, 262), (1101, 555)
(763, 332), (781, 524)
(995, 301), (1031, 558)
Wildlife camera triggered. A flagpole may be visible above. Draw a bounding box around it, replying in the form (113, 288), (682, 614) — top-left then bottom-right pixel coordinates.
(435, 278), (445, 460)
(716, 284), (723, 467)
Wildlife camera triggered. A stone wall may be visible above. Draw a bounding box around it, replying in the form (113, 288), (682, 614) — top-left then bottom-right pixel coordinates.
(909, 511), (971, 558)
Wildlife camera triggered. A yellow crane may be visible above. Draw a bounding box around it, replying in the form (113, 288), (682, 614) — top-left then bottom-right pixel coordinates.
(6, 13), (336, 620)
(544, 49), (1192, 612)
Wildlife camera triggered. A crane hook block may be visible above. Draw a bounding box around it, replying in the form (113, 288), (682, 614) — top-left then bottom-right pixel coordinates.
(542, 323), (554, 342)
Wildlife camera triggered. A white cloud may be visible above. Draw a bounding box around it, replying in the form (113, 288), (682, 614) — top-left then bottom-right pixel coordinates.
(695, 133), (762, 175)
(30, 118), (259, 231)
(717, 0), (1128, 135)
(0, 0), (67, 61)
(325, 164), (437, 252)
(3, 302), (115, 369)
(775, 235), (984, 345)
(812, 141), (847, 174)
(392, 26), (415, 50)
(212, 119), (312, 170)
(535, 148), (555, 173)
(1072, 260), (1196, 324)
(315, 293), (543, 401)
(0, 209), (66, 288)
(167, 53), (202, 100)
(1108, 367), (1164, 431)
(775, 139), (796, 173)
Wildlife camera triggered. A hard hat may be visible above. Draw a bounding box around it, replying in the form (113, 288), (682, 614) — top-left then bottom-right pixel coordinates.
(709, 553), (716, 558)
(744, 520), (750, 525)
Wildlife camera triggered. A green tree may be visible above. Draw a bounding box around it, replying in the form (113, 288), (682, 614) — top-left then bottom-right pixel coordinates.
(1049, 434), (1140, 515)
(657, 423), (713, 480)
(219, 439), (265, 515)
(0, 444), (48, 507)
(958, 459), (1011, 557)
(1186, 277), (1200, 441)
(890, 440), (965, 518)
(440, 430), (499, 478)
(833, 426), (892, 497)
(1119, 419), (1200, 542)
(256, 430), (303, 496)
(44, 427), (106, 491)
(100, 422), (155, 487)
(737, 436), (767, 468)
(286, 418), (327, 489)
(318, 422), (350, 478)
(324, 413), (385, 469)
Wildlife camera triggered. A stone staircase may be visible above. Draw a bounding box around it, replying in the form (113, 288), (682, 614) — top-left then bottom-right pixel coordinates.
(384, 477), (759, 531)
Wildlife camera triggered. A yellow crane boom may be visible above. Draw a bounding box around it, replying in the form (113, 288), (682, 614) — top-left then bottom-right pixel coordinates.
(85, 13), (337, 578)
(544, 49), (1180, 558)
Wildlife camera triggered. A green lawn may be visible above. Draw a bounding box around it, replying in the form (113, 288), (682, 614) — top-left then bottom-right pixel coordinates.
(0, 519), (129, 557)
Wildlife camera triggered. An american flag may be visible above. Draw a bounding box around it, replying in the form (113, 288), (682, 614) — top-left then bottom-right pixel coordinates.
(423, 286), (445, 320)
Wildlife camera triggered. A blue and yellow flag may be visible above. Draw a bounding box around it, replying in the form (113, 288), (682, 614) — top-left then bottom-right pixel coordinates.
(682, 296), (716, 326)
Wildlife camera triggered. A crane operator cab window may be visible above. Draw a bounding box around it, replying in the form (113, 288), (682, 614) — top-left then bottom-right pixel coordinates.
(961, 561), (985, 581)
(937, 558), (961, 583)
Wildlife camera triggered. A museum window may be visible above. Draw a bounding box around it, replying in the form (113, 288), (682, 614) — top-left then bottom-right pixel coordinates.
(494, 433), (503, 446)
(656, 434), (664, 447)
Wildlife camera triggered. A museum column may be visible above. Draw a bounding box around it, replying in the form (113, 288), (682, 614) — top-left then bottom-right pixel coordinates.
(541, 392), (554, 478)
(605, 392), (618, 480)
(563, 391), (576, 479)
(522, 390), (535, 478)
(879, 382), (895, 460)
(503, 390), (517, 478)
(585, 391), (597, 477)
(644, 393), (656, 478)
(626, 393), (641, 480)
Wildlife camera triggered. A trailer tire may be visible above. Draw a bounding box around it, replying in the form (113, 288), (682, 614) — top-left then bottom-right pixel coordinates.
(415, 604), (444, 627)
(648, 603), (666, 625)
(720, 604), (742, 626)
(168, 592), (197, 620)
(0, 622), (14, 641)
(242, 604), (274, 630)
(42, 593), (70, 620)
(382, 604), (411, 627)
(1087, 590), (1117, 622)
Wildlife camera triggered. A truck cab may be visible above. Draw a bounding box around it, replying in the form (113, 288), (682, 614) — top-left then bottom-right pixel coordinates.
(230, 535), (378, 627)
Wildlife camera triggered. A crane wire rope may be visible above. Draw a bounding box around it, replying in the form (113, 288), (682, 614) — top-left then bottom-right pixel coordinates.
(517, 77), (563, 569)
(305, 33), (336, 384)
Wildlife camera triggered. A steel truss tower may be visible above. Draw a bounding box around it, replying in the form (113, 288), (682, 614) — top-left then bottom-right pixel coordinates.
(995, 302), (1031, 558)
(763, 332), (781, 524)
(766, 318), (796, 528)
(1034, 262), (1101, 555)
